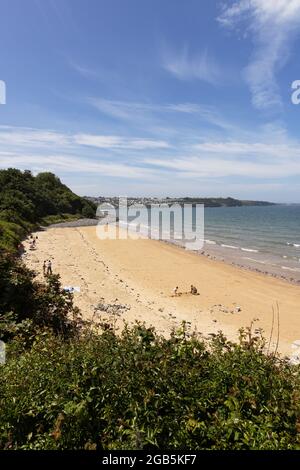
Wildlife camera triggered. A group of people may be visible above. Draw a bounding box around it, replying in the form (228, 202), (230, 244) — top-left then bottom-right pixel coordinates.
(43, 259), (53, 276)
(190, 284), (198, 295)
(172, 285), (198, 297)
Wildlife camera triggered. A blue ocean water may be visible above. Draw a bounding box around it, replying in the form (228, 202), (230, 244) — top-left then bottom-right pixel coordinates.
(205, 205), (300, 253)
(200, 205), (300, 279)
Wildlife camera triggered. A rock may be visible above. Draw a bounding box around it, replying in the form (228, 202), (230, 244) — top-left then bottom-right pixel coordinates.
(95, 301), (130, 316)
(289, 353), (300, 365)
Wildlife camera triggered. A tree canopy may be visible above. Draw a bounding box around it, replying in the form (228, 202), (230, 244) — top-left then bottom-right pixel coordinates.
(0, 169), (96, 251)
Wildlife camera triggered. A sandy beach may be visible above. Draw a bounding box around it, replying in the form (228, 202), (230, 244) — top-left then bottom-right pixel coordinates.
(23, 225), (300, 358)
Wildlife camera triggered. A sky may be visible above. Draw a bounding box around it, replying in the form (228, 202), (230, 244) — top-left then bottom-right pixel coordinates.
(1, 0), (300, 202)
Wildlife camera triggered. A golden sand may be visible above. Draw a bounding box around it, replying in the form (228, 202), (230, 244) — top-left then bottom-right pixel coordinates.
(24, 226), (300, 357)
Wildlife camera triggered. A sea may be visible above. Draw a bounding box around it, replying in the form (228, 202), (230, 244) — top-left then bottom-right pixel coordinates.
(203, 204), (300, 281)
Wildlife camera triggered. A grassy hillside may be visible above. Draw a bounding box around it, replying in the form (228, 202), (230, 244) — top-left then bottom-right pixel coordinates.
(0, 169), (96, 252)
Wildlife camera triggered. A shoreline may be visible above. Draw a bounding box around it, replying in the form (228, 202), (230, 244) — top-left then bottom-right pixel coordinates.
(23, 224), (300, 361)
(117, 220), (300, 286)
(46, 217), (300, 285)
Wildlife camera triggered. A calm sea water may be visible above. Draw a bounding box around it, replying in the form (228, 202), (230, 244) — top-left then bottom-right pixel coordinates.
(117, 204), (300, 280)
(203, 205), (300, 278)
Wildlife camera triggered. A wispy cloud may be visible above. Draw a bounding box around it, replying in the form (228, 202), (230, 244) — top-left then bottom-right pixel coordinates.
(162, 44), (222, 85)
(88, 97), (237, 132)
(0, 126), (170, 151)
(218, 0), (300, 110)
(0, 151), (159, 180)
(69, 60), (100, 80)
(144, 155), (300, 179)
(74, 134), (170, 150)
(87, 98), (151, 121)
(68, 60), (121, 85)
(2, 120), (300, 198)
(193, 140), (300, 158)
(0, 126), (69, 147)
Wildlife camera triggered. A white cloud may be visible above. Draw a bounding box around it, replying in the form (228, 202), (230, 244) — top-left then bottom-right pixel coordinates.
(193, 140), (300, 158)
(88, 98), (149, 121)
(0, 126), (69, 147)
(0, 125), (170, 151)
(0, 151), (159, 180)
(69, 60), (100, 79)
(74, 134), (170, 150)
(2, 121), (300, 198)
(162, 45), (222, 85)
(88, 97), (237, 133)
(218, 0), (300, 110)
(145, 155), (300, 179)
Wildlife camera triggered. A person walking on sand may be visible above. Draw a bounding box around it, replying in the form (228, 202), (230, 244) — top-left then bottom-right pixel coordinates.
(46, 260), (52, 276)
(173, 286), (179, 297)
(42, 260), (46, 276)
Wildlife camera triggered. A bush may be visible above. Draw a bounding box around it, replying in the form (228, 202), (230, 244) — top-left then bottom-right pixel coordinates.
(0, 252), (81, 342)
(0, 324), (299, 450)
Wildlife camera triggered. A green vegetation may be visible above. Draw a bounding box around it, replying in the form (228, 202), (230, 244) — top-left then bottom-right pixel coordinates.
(0, 325), (299, 450)
(0, 253), (81, 343)
(0, 169), (96, 252)
(0, 169), (299, 451)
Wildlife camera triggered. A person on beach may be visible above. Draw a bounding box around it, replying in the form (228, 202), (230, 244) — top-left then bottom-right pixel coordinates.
(18, 243), (25, 254)
(173, 286), (179, 297)
(46, 260), (52, 276)
(42, 260), (46, 276)
(190, 285), (198, 295)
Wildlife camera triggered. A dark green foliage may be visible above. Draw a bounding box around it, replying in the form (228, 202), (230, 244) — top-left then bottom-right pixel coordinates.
(0, 169), (96, 252)
(0, 324), (299, 450)
(0, 169), (92, 340)
(0, 252), (81, 342)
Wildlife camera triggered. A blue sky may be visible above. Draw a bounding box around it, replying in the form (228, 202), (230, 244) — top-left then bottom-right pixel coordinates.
(0, 0), (300, 201)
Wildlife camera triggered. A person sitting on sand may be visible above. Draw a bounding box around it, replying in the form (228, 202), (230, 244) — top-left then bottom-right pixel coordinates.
(190, 285), (198, 295)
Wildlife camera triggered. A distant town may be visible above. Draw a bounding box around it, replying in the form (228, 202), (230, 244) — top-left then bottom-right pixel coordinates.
(85, 196), (276, 208)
